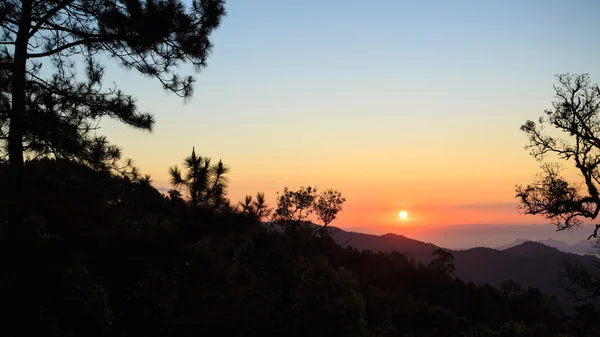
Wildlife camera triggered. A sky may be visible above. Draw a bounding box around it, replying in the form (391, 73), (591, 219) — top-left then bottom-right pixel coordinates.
(99, 0), (600, 247)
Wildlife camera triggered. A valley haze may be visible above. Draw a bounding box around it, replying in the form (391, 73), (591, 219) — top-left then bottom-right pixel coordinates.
(346, 223), (600, 250)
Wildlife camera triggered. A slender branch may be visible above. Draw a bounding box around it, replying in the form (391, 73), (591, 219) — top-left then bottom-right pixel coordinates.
(27, 37), (107, 58)
(28, 0), (74, 38)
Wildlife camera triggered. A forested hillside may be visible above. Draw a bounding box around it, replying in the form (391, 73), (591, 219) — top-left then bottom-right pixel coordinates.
(1, 158), (599, 336)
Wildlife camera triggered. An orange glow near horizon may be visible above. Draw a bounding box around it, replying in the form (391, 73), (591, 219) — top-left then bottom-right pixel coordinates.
(90, 0), (600, 249)
(147, 154), (552, 234)
(104, 60), (596, 241)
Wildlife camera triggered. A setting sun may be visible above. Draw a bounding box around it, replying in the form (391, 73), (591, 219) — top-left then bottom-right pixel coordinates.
(399, 211), (408, 220)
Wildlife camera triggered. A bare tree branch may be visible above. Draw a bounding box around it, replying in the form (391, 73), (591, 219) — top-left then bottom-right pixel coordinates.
(517, 74), (600, 236)
(28, 0), (74, 38)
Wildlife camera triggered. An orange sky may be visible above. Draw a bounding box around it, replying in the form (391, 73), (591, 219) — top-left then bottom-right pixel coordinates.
(97, 1), (600, 242)
(138, 142), (550, 231)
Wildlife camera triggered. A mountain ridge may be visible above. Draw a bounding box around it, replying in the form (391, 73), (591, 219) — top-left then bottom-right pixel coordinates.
(324, 225), (598, 312)
(495, 237), (597, 255)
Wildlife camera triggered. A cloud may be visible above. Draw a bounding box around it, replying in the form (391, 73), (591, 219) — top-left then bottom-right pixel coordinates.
(449, 202), (519, 211)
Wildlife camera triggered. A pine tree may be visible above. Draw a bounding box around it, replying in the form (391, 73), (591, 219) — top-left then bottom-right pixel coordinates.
(0, 0), (226, 237)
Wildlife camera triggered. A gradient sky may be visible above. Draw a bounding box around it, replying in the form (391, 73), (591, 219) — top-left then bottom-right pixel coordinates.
(98, 0), (600, 245)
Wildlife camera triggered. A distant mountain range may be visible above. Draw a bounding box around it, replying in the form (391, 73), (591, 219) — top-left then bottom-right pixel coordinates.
(495, 238), (597, 255)
(325, 226), (599, 312)
(343, 223), (600, 250)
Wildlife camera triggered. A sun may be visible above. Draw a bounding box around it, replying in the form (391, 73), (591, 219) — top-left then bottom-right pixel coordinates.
(399, 211), (408, 220)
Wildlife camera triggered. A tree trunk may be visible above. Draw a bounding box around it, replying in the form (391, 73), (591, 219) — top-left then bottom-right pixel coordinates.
(7, 0), (32, 239)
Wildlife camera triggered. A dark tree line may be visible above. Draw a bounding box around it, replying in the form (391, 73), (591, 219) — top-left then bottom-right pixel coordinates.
(0, 147), (593, 336)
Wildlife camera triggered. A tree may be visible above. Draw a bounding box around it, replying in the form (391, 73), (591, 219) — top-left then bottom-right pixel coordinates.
(169, 147), (230, 209)
(516, 74), (600, 303)
(428, 248), (455, 275)
(0, 0), (226, 238)
(272, 186), (346, 235)
(314, 188), (346, 230)
(516, 74), (600, 239)
(274, 186), (317, 222)
(238, 192), (270, 220)
(559, 257), (600, 301)
(499, 280), (522, 299)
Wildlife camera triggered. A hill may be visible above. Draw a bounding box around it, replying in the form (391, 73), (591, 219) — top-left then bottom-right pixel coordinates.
(495, 237), (597, 255)
(328, 227), (439, 263)
(494, 238), (530, 250)
(328, 227), (598, 311)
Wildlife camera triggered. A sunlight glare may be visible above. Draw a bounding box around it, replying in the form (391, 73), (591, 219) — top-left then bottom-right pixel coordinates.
(399, 211), (408, 220)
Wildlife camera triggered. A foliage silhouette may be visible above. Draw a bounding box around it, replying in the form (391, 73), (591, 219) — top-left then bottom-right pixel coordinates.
(0, 155), (591, 336)
(272, 186), (346, 235)
(428, 248), (456, 275)
(516, 74), (600, 304)
(169, 147), (230, 211)
(517, 74), (600, 238)
(238, 192), (271, 221)
(0, 0), (226, 238)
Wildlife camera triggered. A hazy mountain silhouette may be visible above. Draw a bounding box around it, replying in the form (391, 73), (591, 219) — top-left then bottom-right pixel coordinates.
(495, 238), (597, 255)
(494, 238), (530, 251)
(328, 226), (598, 311)
(541, 238), (575, 252)
(329, 227), (439, 263)
(571, 240), (597, 254)
(345, 223), (600, 249)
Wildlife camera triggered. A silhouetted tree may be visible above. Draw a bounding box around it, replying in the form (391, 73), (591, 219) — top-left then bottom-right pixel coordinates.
(169, 147), (230, 209)
(273, 186), (317, 222)
(272, 186), (346, 235)
(0, 0), (226, 237)
(428, 248), (456, 275)
(516, 74), (600, 239)
(238, 192), (270, 220)
(559, 257), (600, 301)
(516, 74), (600, 304)
(499, 279), (522, 299)
(313, 188), (346, 234)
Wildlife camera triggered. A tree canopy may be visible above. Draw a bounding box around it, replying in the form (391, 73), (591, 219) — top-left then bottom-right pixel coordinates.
(516, 73), (600, 305)
(0, 0), (226, 237)
(517, 74), (600, 238)
(1, 156), (585, 336)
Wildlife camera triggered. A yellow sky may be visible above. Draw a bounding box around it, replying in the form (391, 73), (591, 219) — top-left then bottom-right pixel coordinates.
(97, 0), (600, 234)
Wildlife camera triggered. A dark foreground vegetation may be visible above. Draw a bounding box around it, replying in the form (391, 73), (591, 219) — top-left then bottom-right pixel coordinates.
(1, 157), (599, 337)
